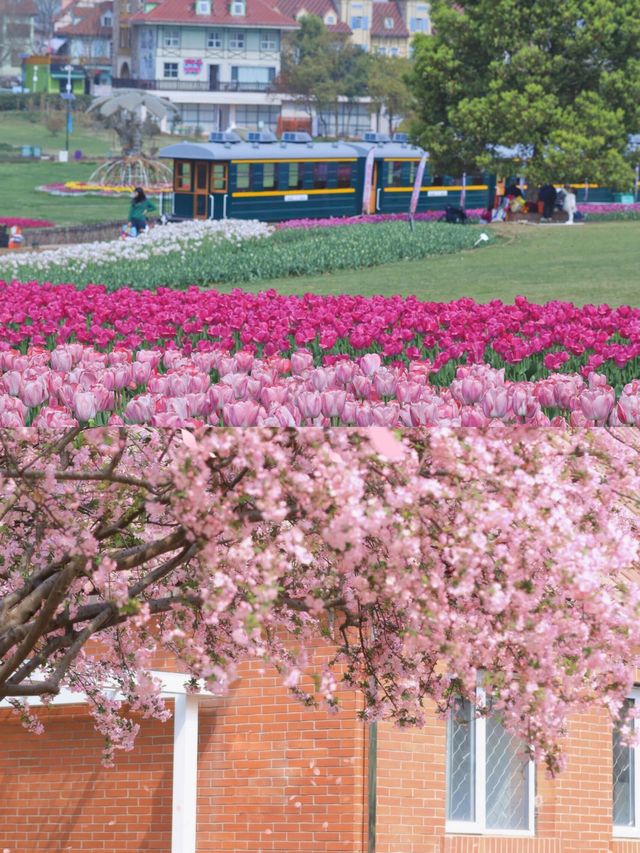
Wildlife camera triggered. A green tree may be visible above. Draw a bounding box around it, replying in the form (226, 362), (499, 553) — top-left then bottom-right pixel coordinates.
(409, 0), (640, 187)
(279, 15), (371, 136)
(368, 55), (413, 133)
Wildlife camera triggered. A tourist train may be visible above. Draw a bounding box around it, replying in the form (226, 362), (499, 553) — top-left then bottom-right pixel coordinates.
(158, 131), (618, 221)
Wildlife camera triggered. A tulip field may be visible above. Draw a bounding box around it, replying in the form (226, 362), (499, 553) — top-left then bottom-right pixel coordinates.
(0, 276), (640, 426)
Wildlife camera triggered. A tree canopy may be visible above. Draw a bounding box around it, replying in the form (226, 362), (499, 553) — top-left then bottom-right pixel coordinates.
(2, 427), (640, 771)
(409, 0), (640, 186)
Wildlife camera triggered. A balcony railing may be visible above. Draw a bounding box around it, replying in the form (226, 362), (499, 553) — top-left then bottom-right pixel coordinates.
(112, 77), (274, 93)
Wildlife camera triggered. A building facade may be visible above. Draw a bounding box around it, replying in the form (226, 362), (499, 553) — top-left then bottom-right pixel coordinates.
(54, 0), (114, 85)
(2, 648), (640, 852)
(0, 0), (37, 81)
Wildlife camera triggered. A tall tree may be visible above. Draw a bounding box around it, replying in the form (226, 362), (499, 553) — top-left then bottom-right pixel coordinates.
(2, 427), (640, 773)
(409, 0), (640, 186)
(368, 54), (413, 133)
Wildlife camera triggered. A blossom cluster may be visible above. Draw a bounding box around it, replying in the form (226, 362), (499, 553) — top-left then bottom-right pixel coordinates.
(0, 345), (636, 428)
(277, 210), (485, 230)
(0, 286), (638, 385)
(0, 219), (272, 278)
(2, 428), (640, 771)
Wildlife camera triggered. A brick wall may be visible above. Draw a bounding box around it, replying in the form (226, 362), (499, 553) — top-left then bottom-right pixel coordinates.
(196, 655), (368, 852)
(0, 704), (174, 852)
(4, 670), (640, 852)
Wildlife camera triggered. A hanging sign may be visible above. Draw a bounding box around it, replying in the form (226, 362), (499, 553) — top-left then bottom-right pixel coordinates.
(183, 58), (203, 74)
(409, 152), (428, 215)
(362, 146), (376, 214)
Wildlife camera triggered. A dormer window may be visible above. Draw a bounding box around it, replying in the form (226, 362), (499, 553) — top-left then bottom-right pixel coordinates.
(325, 13), (335, 22)
(101, 12), (112, 26)
(384, 16), (393, 28)
(230, 0), (245, 15)
(196, 0), (211, 13)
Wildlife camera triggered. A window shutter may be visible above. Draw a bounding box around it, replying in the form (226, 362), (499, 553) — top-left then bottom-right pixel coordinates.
(362, 15), (369, 29)
(231, 66), (238, 81)
(410, 17), (416, 31)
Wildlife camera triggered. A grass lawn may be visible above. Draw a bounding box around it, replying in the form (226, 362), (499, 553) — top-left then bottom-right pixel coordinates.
(0, 110), (119, 158)
(0, 161), (128, 225)
(225, 221), (640, 306)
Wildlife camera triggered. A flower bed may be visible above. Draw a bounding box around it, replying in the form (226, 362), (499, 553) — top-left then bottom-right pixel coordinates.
(0, 220), (489, 290)
(0, 345), (634, 428)
(0, 288), (639, 391)
(277, 210), (486, 230)
(0, 217), (54, 228)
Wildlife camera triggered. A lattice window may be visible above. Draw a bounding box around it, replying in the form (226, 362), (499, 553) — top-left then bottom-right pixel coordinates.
(613, 695), (640, 838)
(446, 691), (534, 836)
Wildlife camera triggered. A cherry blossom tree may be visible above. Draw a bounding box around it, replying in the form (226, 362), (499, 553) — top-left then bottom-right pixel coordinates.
(1, 426), (640, 770)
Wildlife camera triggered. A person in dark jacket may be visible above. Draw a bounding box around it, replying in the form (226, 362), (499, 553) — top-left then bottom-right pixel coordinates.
(538, 183), (557, 221)
(128, 187), (157, 235)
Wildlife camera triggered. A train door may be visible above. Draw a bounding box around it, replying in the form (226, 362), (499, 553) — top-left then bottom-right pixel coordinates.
(210, 162), (228, 219)
(369, 162), (379, 212)
(193, 162), (209, 219)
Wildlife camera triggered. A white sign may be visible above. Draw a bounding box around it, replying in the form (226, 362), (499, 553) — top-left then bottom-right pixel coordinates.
(284, 194), (308, 202)
(427, 190), (448, 197)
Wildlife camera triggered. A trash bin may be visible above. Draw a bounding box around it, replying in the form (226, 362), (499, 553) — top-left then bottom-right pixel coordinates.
(21, 146), (33, 158)
(0, 226), (8, 248)
(32, 146), (42, 159)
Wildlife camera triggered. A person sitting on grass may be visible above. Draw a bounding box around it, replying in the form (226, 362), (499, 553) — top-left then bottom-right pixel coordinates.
(128, 187), (157, 236)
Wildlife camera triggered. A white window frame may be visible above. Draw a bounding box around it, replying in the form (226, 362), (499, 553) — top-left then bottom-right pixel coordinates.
(260, 31), (277, 50)
(163, 28), (180, 48)
(196, 0), (211, 12)
(445, 688), (535, 838)
(384, 16), (394, 28)
(207, 30), (222, 47)
(325, 13), (335, 23)
(229, 30), (245, 48)
(613, 687), (640, 839)
(230, 0), (246, 15)
(163, 62), (179, 78)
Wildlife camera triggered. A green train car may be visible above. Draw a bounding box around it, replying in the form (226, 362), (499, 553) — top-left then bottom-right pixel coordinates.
(158, 131), (494, 221)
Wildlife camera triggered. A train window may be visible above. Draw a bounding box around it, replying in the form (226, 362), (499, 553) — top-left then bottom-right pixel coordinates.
(195, 163), (208, 191)
(408, 161), (416, 185)
(288, 162), (304, 189)
(175, 161), (192, 191)
(387, 161), (405, 187)
(263, 162), (278, 190)
(236, 163), (251, 190)
(313, 162), (328, 189)
(337, 163), (352, 188)
(211, 163), (227, 191)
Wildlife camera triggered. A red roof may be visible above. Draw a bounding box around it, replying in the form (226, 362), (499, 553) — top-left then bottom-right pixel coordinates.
(0, 0), (37, 14)
(130, 0), (299, 29)
(276, 0), (350, 33)
(56, 1), (113, 37)
(371, 1), (408, 38)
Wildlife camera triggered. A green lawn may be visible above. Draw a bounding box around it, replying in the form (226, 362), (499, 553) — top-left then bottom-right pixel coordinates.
(0, 110), (119, 158)
(0, 161), (128, 225)
(224, 221), (640, 306)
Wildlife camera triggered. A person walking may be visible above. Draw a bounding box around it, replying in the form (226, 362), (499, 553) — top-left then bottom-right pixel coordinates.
(538, 183), (557, 221)
(563, 184), (577, 224)
(127, 187), (157, 235)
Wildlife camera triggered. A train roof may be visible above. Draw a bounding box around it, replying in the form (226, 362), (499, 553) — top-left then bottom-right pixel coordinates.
(159, 134), (427, 162)
(159, 139), (365, 161)
(350, 141), (426, 160)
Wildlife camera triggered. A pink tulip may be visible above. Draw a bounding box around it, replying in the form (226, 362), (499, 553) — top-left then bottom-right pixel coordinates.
(481, 388), (510, 419)
(222, 401), (260, 427)
(291, 350), (314, 375)
(459, 377), (484, 405)
(320, 390), (347, 419)
(360, 353), (382, 376)
(580, 389), (615, 423)
(374, 371), (398, 399)
(297, 391), (322, 420)
(50, 348), (73, 372)
(20, 378), (48, 408)
(73, 391), (98, 422)
(124, 395), (155, 424)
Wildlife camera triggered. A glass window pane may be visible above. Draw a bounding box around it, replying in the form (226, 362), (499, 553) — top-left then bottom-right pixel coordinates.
(613, 700), (635, 827)
(288, 162), (304, 189)
(485, 714), (529, 830)
(337, 163), (352, 188)
(313, 162), (328, 189)
(446, 698), (475, 822)
(263, 162), (277, 190)
(211, 163), (226, 191)
(175, 161), (192, 191)
(236, 163), (250, 190)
